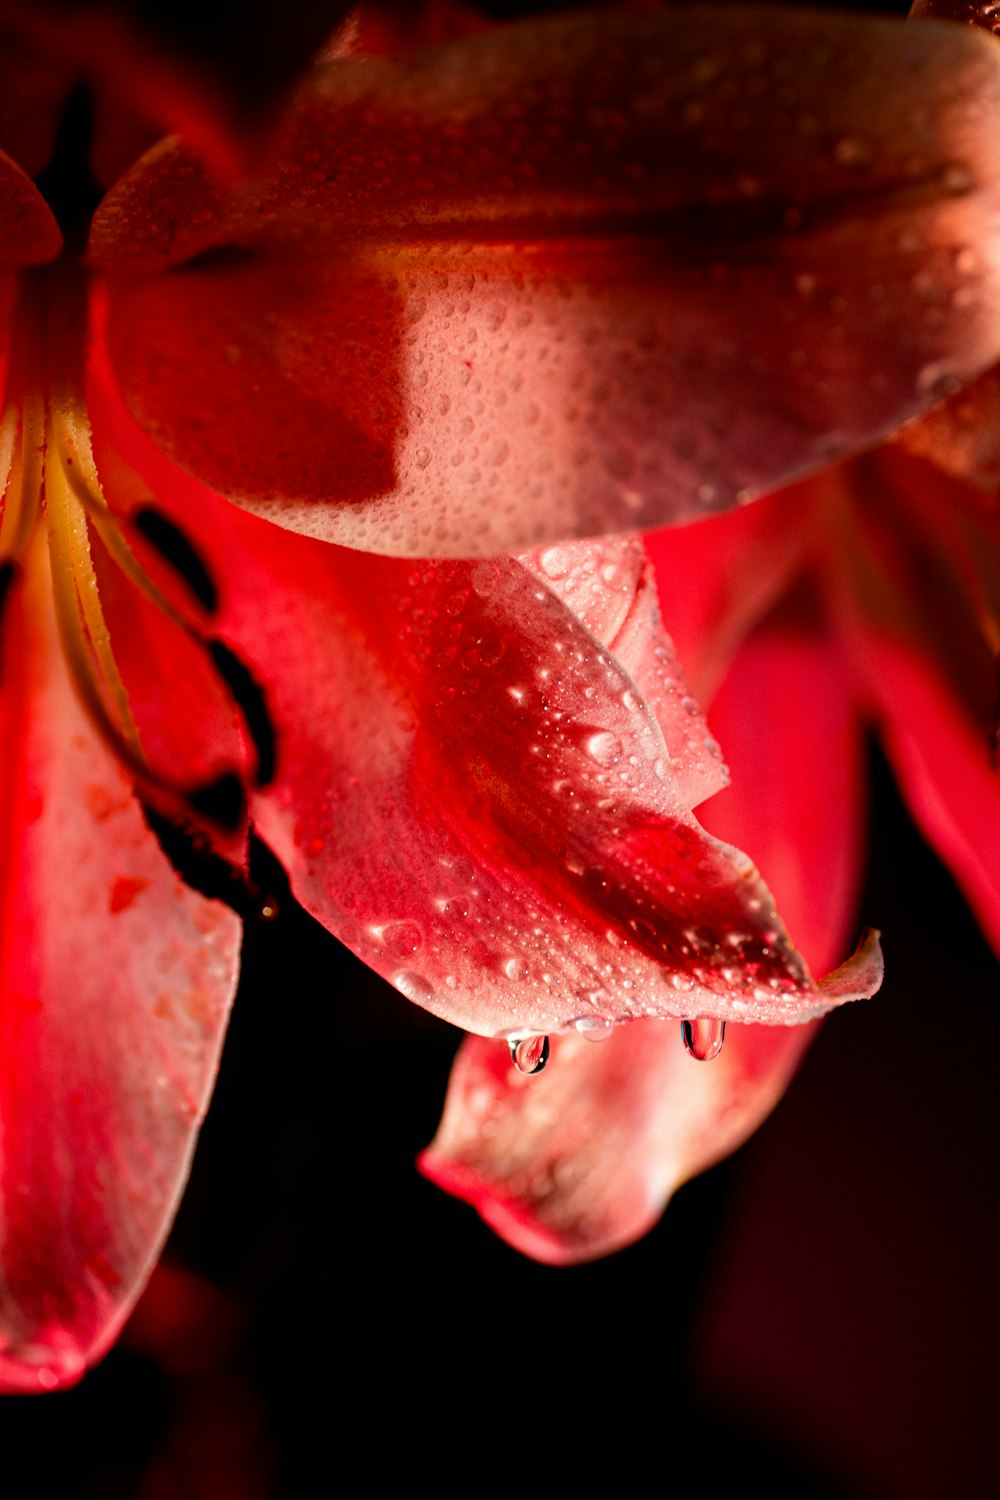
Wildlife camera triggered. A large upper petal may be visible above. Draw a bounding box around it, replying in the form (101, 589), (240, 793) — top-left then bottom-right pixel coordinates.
(91, 5), (1000, 554)
(86, 358), (878, 1039)
(0, 545), (240, 1392)
(421, 606), (870, 1262)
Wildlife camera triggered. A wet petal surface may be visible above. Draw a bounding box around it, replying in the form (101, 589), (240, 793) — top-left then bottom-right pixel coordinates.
(423, 607), (869, 1261)
(88, 355), (875, 1037)
(92, 6), (1000, 553)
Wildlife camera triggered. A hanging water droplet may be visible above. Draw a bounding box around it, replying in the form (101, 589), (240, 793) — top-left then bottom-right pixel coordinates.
(509, 1033), (550, 1074)
(681, 1017), (726, 1061)
(572, 1015), (614, 1043)
(392, 970), (435, 1007)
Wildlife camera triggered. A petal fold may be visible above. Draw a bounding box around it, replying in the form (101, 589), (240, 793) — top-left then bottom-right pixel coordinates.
(92, 6), (1000, 552)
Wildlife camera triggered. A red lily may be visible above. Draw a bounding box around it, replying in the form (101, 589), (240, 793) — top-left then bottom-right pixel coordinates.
(1, 1), (999, 1386)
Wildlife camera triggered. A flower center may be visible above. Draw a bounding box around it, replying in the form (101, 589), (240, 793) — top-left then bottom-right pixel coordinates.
(0, 263), (276, 859)
(0, 267), (157, 787)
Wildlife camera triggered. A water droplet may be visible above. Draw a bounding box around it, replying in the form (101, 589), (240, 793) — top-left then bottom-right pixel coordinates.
(381, 919), (424, 957)
(681, 1017), (726, 1061)
(572, 1015), (614, 1043)
(539, 546), (572, 580)
(509, 1033), (550, 1074)
(393, 970), (435, 1006)
(586, 731), (622, 767)
(503, 956), (529, 981)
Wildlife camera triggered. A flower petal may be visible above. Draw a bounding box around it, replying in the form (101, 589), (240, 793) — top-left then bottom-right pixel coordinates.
(87, 357), (871, 1037)
(0, 149), (61, 264)
(92, 6), (1000, 552)
(643, 486), (817, 702)
(520, 535), (728, 809)
(894, 365), (1000, 490)
(829, 452), (1000, 956)
(421, 607), (870, 1262)
(0, 550), (240, 1392)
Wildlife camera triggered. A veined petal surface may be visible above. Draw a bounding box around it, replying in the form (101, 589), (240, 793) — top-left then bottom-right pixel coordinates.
(91, 6), (1000, 554)
(0, 550), (240, 1392)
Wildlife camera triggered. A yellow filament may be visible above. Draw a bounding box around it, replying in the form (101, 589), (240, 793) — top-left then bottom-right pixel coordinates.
(0, 403), (20, 554)
(0, 397), (43, 563)
(53, 407), (187, 630)
(43, 399), (148, 767)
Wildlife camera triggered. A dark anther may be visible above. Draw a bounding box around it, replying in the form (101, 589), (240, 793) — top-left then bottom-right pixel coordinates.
(188, 770), (248, 832)
(133, 506), (219, 614)
(141, 803), (268, 919)
(0, 560), (19, 624)
(207, 639), (277, 787)
(0, 561), (20, 676)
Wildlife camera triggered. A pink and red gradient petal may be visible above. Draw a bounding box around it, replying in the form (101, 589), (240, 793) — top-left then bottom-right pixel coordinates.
(0, 551), (239, 1392)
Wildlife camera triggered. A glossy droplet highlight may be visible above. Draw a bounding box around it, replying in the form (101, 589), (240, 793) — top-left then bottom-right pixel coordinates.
(572, 1015), (614, 1043)
(680, 1017), (726, 1061)
(509, 1033), (550, 1075)
(586, 731), (622, 767)
(393, 970), (435, 1007)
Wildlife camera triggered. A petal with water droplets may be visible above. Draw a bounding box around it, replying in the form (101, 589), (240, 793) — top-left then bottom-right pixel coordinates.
(421, 605), (873, 1261)
(91, 6), (1000, 552)
(87, 360), (875, 1037)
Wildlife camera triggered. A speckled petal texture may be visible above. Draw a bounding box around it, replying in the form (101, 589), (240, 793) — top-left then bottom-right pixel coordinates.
(90, 6), (1000, 553)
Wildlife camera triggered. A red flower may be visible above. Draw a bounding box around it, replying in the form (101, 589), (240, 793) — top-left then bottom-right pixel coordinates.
(1, 1), (999, 1385)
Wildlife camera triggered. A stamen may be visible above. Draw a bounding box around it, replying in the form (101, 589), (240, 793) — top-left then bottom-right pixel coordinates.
(44, 408), (146, 764)
(0, 399), (42, 564)
(132, 505), (219, 614)
(55, 407), (275, 794)
(206, 638), (277, 787)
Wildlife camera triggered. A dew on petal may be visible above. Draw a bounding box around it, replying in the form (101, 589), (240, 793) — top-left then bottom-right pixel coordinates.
(393, 970), (435, 1006)
(571, 1015), (614, 1043)
(586, 731), (622, 767)
(680, 1017), (726, 1061)
(380, 919), (424, 957)
(509, 1033), (550, 1075)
